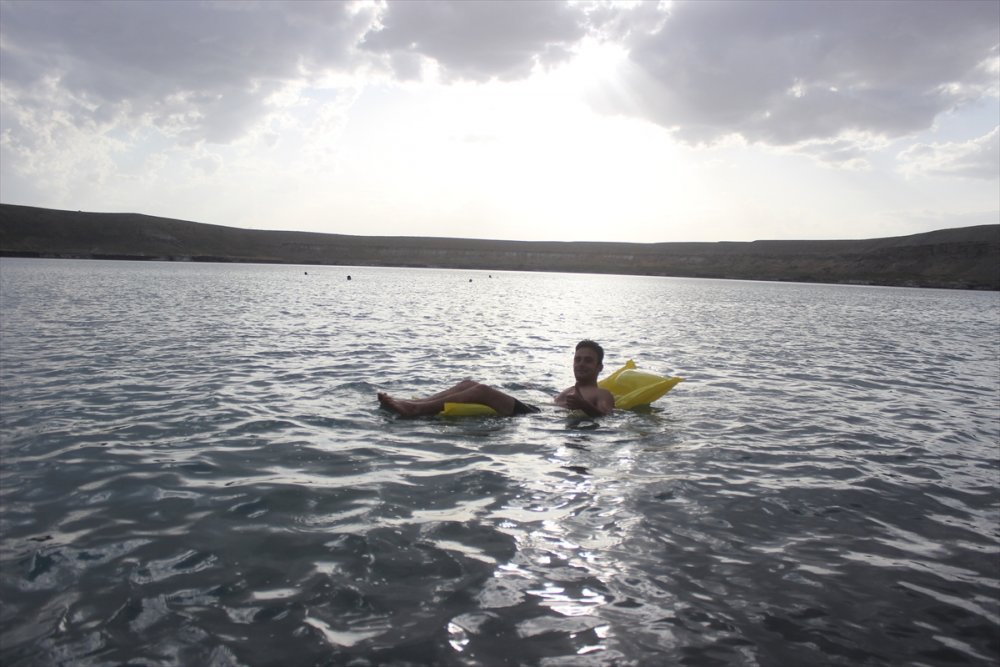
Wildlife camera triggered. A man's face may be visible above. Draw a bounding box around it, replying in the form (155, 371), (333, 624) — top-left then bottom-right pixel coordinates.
(573, 347), (603, 383)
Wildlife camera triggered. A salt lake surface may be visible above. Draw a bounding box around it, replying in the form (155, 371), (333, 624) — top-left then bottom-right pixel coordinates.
(0, 258), (997, 667)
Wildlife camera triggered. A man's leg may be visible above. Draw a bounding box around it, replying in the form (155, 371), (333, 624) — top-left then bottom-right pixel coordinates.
(378, 382), (518, 418)
(418, 380), (478, 401)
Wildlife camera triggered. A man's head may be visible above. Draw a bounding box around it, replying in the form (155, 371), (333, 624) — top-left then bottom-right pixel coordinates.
(573, 340), (605, 384)
(576, 340), (604, 364)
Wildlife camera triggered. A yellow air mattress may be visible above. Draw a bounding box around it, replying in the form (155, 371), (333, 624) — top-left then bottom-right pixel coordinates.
(439, 360), (682, 416)
(597, 359), (684, 409)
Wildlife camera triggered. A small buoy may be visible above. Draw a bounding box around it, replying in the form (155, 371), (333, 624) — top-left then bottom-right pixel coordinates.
(347, 275), (352, 281)
(304, 271), (308, 275)
(469, 278), (473, 282)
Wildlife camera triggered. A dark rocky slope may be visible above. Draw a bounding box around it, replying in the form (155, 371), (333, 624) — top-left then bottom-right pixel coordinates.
(1, 204), (997, 289)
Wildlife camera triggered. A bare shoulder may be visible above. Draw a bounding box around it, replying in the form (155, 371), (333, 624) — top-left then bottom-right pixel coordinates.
(580, 385), (612, 405)
(598, 387), (616, 408)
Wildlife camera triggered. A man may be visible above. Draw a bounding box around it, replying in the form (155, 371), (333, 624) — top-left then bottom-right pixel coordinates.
(377, 340), (615, 418)
(554, 339), (616, 417)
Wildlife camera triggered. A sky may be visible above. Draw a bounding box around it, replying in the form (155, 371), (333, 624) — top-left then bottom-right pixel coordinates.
(0, 0), (997, 244)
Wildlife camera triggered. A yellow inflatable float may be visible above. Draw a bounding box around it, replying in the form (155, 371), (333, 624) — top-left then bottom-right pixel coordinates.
(439, 360), (683, 416)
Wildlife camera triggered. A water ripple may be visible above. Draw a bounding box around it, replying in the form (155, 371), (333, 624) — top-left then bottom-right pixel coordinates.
(1, 260), (997, 666)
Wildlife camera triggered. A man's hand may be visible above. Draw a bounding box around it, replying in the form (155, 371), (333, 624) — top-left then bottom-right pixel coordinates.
(565, 386), (606, 417)
(563, 386), (586, 409)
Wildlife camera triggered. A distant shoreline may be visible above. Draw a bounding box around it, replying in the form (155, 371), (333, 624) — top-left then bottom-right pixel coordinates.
(2, 203), (998, 290)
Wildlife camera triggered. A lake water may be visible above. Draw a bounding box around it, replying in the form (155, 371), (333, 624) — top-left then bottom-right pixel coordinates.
(0, 258), (997, 667)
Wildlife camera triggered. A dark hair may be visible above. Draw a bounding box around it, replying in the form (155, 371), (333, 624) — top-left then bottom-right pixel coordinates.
(576, 339), (604, 364)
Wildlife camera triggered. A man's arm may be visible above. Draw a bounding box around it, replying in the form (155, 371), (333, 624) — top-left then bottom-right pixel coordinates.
(561, 386), (614, 417)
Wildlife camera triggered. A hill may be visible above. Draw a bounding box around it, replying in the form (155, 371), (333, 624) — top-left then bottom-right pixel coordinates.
(1, 204), (997, 289)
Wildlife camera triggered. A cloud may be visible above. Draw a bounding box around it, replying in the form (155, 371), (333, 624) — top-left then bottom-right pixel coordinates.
(611, 0), (999, 148)
(897, 126), (1000, 179)
(0, 0), (376, 145)
(190, 152), (223, 177)
(783, 133), (892, 171)
(361, 0), (589, 82)
(3, 0), (996, 152)
(1, 0), (998, 201)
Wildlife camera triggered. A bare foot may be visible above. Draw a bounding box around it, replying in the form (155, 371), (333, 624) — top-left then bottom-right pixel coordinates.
(377, 392), (396, 412)
(377, 392), (422, 418)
